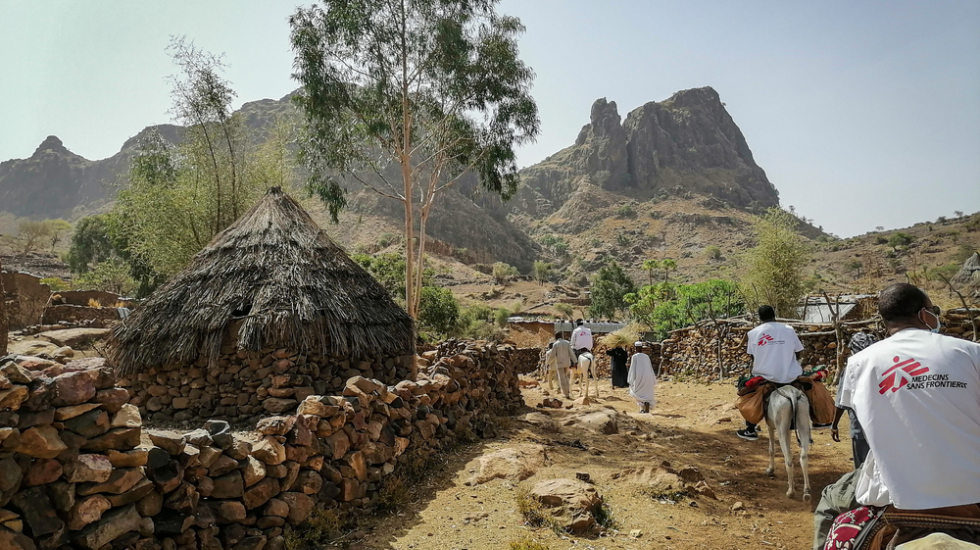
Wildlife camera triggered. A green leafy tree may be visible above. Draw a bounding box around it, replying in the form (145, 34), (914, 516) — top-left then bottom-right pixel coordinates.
(492, 262), (519, 285)
(588, 260), (636, 320)
(741, 208), (810, 318)
(290, 0), (540, 320)
(626, 280), (743, 339)
(74, 258), (137, 296)
(642, 259), (660, 286)
(661, 258), (677, 283)
(418, 286), (460, 335)
(532, 260), (552, 285)
(888, 232), (915, 248)
(40, 277), (70, 292)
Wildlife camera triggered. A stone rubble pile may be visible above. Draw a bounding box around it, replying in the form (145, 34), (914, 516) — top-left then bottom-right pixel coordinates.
(0, 341), (530, 550)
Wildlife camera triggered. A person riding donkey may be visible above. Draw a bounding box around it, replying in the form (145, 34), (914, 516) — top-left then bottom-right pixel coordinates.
(736, 305), (836, 440)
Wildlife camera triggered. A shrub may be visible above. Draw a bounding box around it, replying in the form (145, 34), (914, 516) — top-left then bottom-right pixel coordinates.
(377, 232), (400, 247)
(418, 286), (460, 335)
(492, 262), (519, 284)
(615, 201), (637, 219)
(888, 232), (914, 247)
(284, 507), (353, 550)
(510, 538), (551, 550)
(615, 233), (630, 247)
(875, 236), (888, 245)
(494, 307), (512, 327)
(532, 260), (552, 284)
(705, 246), (722, 261)
(40, 277), (70, 292)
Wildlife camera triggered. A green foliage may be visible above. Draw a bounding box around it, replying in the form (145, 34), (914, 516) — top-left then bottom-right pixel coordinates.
(625, 279), (743, 339)
(844, 260), (863, 276)
(109, 39), (284, 285)
(532, 260), (552, 284)
(588, 260), (636, 320)
(615, 201), (637, 219)
(642, 259), (660, 286)
(67, 214), (164, 298)
(661, 258), (677, 283)
(494, 307), (512, 327)
(615, 233), (630, 247)
(74, 259), (137, 296)
(741, 208), (810, 318)
(888, 232), (915, 248)
(705, 245), (722, 261)
(875, 235), (888, 245)
(539, 234), (569, 256)
(377, 233), (400, 248)
(418, 286), (460, 335)
(454, 305), (505, 341)
(492, 262), (519, 284)
(40, 277), (70, 292)
(355, 252), (433, 300)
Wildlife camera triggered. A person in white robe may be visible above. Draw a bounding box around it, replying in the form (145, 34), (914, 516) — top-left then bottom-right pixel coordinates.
(628, 342), (657, 413)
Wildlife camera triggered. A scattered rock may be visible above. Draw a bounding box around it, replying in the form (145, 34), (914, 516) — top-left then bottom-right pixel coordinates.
(466, 445), (549, 485)
(529, 478), (604, 534)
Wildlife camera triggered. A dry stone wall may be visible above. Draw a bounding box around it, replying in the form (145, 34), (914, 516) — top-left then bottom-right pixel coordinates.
(660, 310), (980, 379)
(119, 349), (416, 426)
(0, 340), (526, 550)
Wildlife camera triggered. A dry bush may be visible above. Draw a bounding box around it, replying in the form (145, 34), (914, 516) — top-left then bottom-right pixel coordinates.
(283, 506), (353, 550)
(87, 298), (103, 308)
(510, 537), (551, 550)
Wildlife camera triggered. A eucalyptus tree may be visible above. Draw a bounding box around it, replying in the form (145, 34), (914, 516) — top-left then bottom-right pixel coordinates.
(289, 0), (539, 319)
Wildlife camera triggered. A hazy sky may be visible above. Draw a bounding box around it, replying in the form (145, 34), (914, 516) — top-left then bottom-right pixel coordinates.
(1, 0), (978, 237)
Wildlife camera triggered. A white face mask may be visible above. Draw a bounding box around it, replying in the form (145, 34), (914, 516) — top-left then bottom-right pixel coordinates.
(922, 308), (942, 333)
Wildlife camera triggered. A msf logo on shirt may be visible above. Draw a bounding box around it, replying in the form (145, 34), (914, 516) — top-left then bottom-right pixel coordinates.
(878, 356), (930, 394)
(757, 334), (775, 346)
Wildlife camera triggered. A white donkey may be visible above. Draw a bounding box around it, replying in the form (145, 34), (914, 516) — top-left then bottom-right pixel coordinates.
(572, 352), (599, 399)
(765, 385), (812, 501)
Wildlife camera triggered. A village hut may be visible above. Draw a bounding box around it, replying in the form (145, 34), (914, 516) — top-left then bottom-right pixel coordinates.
(108, 187), (415, 423)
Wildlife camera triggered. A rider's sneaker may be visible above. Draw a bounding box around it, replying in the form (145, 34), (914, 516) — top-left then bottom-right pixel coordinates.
(736, 428), (758, 441)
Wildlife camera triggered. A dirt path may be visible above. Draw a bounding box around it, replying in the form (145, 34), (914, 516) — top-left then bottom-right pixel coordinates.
(347, 378), (855, 550)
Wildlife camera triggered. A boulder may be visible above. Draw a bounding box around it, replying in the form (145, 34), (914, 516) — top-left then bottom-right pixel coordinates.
(77, 467), (144, 496)
(244, 456), (266, 487)
(564, 409), (619, 435)
(83, 427), (140, 451)
(148, 432), (186, 455)
(256, 416), (296, 436)
(110, 404), (141, 428)
(467, 445), (549, 486)
(211, 472), (245, 499)
(10, 486), (64, 537)
(0, 386), (29, 410)
(64, 409), (110, 438)
(36, 328), (110, 349)
(529, 478), (604, 534)
(243, 478), (280, 510)
(106, 448), (148, 468)
(54, 403), (101, 421)
(0, 528), (36, 550)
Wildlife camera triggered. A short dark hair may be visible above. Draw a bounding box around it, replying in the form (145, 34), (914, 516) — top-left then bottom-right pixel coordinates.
(758, 305), (776, 322)
(879, 283), (928, 322)
(576, 319), (584, 326)
(555, 331), (562, 339)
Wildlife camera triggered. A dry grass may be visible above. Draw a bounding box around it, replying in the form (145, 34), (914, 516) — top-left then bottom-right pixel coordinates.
(283, 506), (353, 550)
(87, 298), (103, 308)
(509, 537), (551, 550)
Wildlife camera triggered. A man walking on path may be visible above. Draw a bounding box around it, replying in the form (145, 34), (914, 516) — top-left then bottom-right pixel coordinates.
(550, 331), (574, 399)
(837, 283), (980, 546)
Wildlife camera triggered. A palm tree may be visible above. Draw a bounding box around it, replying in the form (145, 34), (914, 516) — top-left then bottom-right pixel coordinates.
(642, 259), (660, 286)
(662, 258), (677, 283)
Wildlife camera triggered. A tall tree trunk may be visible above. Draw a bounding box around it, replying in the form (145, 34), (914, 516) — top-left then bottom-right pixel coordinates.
(0, 256), (8, 356)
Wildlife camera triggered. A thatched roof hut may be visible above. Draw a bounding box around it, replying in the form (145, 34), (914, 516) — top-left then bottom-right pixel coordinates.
(109, 187), (414, 374)
(955, 252), (980, 287)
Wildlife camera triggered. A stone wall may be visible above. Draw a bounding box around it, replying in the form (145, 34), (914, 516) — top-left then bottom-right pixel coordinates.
(2, 272), (50, 330)
(659, 310), (980, 379)
(50, 291), (125, 308)
(0, 340), (526, 550)
(41, 306), (121, 327)
(119, 346), (417, 426)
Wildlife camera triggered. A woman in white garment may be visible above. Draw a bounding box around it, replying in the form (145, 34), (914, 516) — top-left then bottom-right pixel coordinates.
(628, 341), (657, 413)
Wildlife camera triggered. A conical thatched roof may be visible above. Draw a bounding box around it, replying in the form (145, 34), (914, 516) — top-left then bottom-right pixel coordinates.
(109, 187), (414, 374)
(955, 252), (980, 286)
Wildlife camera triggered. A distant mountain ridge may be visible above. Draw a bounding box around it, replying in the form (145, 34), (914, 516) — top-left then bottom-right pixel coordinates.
(0, 86), (792, 275)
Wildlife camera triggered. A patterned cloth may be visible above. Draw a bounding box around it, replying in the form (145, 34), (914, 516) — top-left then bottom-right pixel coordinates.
(824, 506), (884, 550)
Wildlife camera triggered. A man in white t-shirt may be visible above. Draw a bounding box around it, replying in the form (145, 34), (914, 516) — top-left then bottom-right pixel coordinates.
(736, 305), (805, 440)
(571, 319), (593, 358)
(838, 284), (980, 535)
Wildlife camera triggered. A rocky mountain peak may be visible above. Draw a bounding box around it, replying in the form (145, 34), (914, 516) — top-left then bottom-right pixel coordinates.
(31, 135), (71, 158)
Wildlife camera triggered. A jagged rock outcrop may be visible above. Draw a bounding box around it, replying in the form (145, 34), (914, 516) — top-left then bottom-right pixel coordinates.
(516, 87), (780, 214)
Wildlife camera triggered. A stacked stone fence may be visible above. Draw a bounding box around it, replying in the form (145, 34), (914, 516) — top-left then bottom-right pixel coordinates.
(119, 338), (416, 426)
(0, 340), (526, 550)
(659, 308), (979, 380)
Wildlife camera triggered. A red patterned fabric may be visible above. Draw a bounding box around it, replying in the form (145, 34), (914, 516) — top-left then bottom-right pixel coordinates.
(824, 506), (880, 550)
